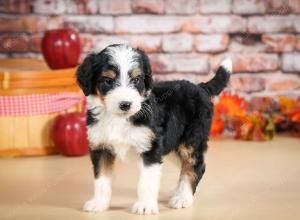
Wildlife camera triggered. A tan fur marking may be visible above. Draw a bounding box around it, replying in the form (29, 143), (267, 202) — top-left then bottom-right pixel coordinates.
(139, 90), (145, 97)
(178, 144), (197, 181)
(100, 95), (105, 105)
(102, 70), (116, 79)
(94, 147), (115, 177)
(131, 67), (142, 78)
(96, 90), (106, 108)
(100, 152), (115, 175)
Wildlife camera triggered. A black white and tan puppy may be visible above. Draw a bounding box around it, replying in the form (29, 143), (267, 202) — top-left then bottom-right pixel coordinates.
(76, 44), (232, 215)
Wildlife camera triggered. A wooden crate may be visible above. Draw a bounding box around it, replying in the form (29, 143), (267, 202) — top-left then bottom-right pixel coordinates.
(0, 58), (81, 157)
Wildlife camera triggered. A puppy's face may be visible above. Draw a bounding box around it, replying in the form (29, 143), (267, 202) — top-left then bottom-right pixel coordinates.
(77, 44), (152, 117)
(98, 46), (145, 116)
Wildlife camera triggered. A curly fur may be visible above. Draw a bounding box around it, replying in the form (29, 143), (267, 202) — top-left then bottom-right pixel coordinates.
(76, 44), (231, 215)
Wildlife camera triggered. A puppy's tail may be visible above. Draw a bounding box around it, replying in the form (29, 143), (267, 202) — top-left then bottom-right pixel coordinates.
(199, 58), (232, 96)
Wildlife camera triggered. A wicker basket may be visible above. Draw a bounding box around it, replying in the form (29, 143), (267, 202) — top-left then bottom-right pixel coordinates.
(0, 58), (81, 157)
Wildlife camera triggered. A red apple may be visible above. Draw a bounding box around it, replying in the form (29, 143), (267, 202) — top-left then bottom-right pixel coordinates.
(42, 28), (80, 69)
(51, 112), (88, 156)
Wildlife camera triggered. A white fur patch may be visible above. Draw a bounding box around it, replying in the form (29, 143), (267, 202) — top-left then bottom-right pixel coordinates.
(220, 58), (232, 73)
(103, 45), (142, 116)
(169, 175), (194, 209)
(106, 45), (138, 87)
(132, 162), (162, 215)
(87, 94), (103, 109)
(83, 175), (112, 212)
(105, 86), (142, 116)
(87, 95), (154, 160)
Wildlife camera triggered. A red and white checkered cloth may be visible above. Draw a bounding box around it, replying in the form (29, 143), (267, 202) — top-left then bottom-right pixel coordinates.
(0, 93), (84, 116)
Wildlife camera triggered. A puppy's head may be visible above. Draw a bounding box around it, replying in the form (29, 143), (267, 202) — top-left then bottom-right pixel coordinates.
(76, 44), (152, 116)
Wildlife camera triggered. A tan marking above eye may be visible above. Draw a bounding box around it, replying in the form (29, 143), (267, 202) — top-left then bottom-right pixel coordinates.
(102, 70), (116, 79)
(131, 68), (142, 78)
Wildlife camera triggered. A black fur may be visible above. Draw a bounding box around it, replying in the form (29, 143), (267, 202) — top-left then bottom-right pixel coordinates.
(190, 151), (206, 193)
(76, 53), (97, 96)
(76, 44), (152, 97)
(142, 138), (163, 166)
(199, 66), (230, 96)
(130, 63), (229, 192)
(86, 109), (98, 126)
(133, 80), (214, 173)
(90, 148), (102, 178)
(136, 48), (153, 92)
(90, 148), (115, 178)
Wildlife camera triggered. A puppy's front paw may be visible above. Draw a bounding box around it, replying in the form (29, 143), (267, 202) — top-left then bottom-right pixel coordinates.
(83, 197), (110, 213)
(132, 200), (159, 215)
(169, 193), (194, 209)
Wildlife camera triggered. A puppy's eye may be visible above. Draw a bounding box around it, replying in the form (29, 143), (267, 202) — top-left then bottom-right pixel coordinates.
(131, 78), (140, 85)
(103, 78), (113, 86)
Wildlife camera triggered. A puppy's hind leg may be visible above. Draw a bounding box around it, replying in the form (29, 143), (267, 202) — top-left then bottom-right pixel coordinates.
(83, 148), (115, 212)
(169, 144), (205, 209)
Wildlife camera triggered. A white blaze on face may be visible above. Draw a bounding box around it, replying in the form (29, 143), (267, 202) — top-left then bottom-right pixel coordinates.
(105, 86), (142, 116)
(104, 45), (142, 116)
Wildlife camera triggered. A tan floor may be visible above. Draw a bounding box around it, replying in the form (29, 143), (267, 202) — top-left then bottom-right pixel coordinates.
(0, 136), (300, 220)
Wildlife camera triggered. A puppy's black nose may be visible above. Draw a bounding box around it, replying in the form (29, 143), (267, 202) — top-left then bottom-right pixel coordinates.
(119, 101), (132, 111)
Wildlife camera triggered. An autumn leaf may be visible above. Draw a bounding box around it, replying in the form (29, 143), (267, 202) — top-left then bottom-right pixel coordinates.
(279, 96), (296, 114)
(214, 92), (248, 117)
(210, 116), (225, 136)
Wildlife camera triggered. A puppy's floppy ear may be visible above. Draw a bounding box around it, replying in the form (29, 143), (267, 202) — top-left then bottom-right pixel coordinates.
(137, 48), (153, 92)
(76, 53), (97, 96)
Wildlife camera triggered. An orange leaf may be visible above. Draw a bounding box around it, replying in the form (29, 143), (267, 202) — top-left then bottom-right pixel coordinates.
(210, 117), (225, 136)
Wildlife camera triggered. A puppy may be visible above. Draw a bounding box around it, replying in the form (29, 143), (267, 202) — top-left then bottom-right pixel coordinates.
(76, 44), (231, 215)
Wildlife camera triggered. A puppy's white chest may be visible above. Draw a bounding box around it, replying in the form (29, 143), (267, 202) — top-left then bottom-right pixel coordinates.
(88, 110), (153, 159)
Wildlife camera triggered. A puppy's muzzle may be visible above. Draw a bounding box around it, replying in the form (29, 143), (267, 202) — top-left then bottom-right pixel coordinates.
(119, 101), (132, 111)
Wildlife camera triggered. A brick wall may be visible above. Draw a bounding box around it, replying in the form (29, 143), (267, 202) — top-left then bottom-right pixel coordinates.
(1, 0), (300, 98)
